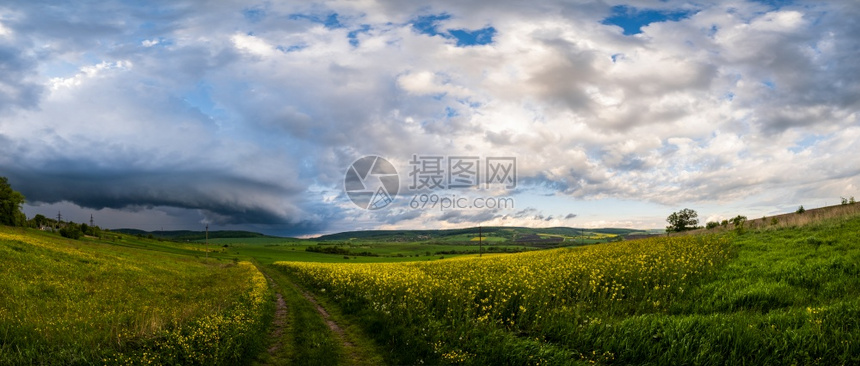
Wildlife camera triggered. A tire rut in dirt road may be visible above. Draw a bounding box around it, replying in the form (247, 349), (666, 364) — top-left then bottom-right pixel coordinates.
(259, 269), (290, 364)
(267, 292), (288, 355)
(299, 290), (357, 351)
(259, 265), (379, 365)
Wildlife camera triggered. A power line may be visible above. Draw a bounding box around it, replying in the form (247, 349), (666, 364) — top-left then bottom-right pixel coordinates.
(479, 225), (483, 257)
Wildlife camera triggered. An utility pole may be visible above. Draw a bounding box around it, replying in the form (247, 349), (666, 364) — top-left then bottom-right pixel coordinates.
(90, 214), (94, 227)
(479, 225), (483, 257)
(56, 211), (62, 229)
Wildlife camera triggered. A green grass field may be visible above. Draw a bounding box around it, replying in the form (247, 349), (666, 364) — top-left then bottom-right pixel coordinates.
(0, 227), (271, 365)
(200, 237), (535, 265)
(3, 206), (860, 365)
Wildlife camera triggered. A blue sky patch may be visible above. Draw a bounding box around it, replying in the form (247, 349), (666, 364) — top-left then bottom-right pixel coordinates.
(182, 82), (216, 116)
(789, 134), (824, 153)
(411, 13), (451, 37)
(448, 27), (496, 46)
(444, 106), (458, 118)
(750, 0), (793, 9)
(42, 60), (80, 78)
(602, 5), (694, 35)
(348, 24), (371, 47)
(411, 13), (495, 46)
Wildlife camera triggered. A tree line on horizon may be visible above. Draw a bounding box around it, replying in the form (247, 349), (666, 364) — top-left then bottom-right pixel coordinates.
(0, 176), (104, 239)
(667, 196), (856, 234)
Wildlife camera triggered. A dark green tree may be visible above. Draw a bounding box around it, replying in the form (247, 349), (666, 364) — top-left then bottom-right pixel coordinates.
(730, 215), (748, 233)
(30, 214), (48, 228)
(0, 177), (26, 227)
(666, 208), (699, 233)
(60, 222), (83, 240)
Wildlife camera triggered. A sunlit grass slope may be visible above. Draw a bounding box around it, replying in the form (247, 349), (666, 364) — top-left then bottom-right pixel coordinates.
(0, 227), (272, 365)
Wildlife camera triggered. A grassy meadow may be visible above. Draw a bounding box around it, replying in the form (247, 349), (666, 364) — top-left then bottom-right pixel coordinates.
(0, 227), (272, 365)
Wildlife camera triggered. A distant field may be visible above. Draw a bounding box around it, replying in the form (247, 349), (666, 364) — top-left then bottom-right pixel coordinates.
(211, 239), (535, 265)
(468, 236), (508, 242)
(195, 237), (305, 245)
(313, 226), (639, 242)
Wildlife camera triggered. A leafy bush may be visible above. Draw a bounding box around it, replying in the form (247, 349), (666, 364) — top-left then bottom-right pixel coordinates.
(731, 215), (747, 227)
(60, 223), (83, 239)
(731, 215), (748, 234)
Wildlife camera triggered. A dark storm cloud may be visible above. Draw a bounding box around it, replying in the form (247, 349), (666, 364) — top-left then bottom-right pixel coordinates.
(5, 164), (309, 225)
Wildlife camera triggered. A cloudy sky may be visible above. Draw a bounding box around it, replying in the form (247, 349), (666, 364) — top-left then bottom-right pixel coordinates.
(1, 0), (858, 236)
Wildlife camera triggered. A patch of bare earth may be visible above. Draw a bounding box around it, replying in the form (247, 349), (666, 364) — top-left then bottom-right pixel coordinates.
(299, 290), (357, 353)
(267, 292), (288, 355)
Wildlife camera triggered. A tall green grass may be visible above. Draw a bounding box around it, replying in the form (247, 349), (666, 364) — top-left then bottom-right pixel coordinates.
(0, 227), (272, 365)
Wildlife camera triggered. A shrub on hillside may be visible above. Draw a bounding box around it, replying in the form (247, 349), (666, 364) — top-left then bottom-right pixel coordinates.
(60, 223), (84, 240)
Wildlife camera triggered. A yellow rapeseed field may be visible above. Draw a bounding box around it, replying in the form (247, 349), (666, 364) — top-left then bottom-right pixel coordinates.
(276, 235), (731, 364)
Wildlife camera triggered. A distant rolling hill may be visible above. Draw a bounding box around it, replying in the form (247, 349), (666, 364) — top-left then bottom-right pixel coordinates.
(111, 229), (276, 241)
(110, 226), (651, 243)
(314, 226), (642, 242)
